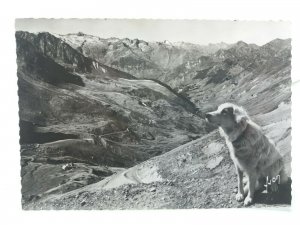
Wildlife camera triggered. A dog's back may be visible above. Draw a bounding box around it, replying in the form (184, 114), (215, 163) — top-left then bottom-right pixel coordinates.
(228, 120), (287, 183)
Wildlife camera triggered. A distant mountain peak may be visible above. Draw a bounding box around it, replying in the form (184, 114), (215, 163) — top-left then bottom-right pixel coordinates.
(235, 40), (248, 47)
(264, 38), (291, 46)
(163, 40), (172, 45)
(77, 32), (86, 36)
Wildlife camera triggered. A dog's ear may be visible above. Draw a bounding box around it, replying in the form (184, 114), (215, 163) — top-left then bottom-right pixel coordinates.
(221, 107), (233, 114)
(227, 107), (233, 115)
(233, 107), (248, 124)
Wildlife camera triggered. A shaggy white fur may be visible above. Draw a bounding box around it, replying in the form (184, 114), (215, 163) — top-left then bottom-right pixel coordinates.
(206, 103), (288, 206)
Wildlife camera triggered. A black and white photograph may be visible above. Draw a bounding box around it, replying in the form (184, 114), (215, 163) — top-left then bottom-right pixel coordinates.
(14, 18), (293, 210)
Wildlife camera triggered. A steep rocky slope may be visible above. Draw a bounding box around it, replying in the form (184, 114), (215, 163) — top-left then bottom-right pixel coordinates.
(16, 31), (291, 209)
(181, 38), (291, 115)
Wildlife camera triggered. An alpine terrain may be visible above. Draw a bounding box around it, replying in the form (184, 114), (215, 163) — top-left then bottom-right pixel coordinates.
(16, 31), (291, 209)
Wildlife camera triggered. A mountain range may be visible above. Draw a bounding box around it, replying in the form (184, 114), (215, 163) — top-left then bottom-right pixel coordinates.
(16, 31), (291, 209)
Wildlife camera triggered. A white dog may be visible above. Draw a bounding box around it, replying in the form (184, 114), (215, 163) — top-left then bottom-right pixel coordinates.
(205, 103), (288, 206)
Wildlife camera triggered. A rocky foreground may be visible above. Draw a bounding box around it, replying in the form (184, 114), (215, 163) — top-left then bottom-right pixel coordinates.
(16, 31), (291, 209)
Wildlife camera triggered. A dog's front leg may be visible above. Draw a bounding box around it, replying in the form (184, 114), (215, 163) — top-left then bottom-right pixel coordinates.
(235, 166), (245, 202)
(244, 173), (257, 206)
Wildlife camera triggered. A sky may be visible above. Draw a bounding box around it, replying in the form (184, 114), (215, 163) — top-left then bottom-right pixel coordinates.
(15, 19), (291, 46)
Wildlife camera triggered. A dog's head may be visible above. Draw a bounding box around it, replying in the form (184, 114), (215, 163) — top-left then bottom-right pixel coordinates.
(205, 103), (249, 130)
